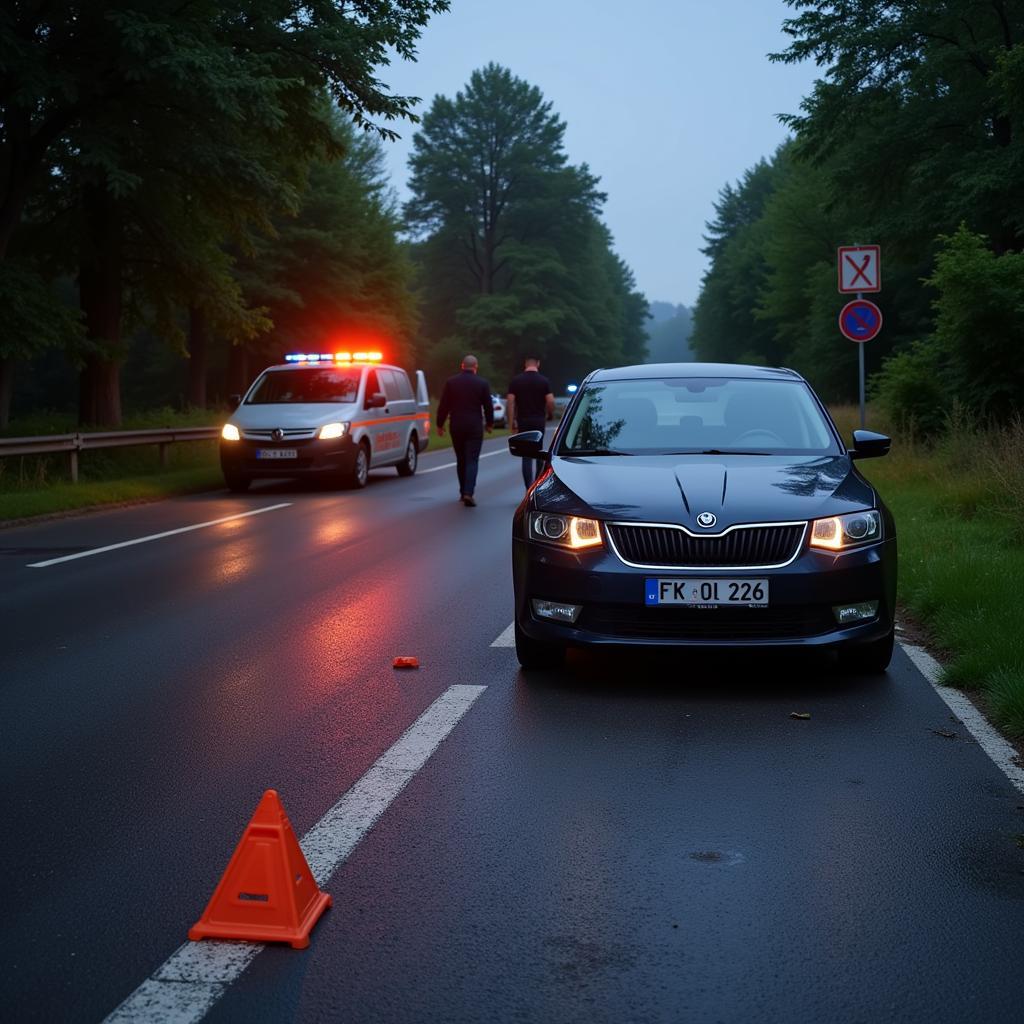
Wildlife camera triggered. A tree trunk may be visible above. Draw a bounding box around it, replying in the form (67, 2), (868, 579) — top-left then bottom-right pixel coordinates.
(78, 182), (123, 427)
(226, 344), (249, 399)
(78, 358), (122, 427)
(0, 356), (13, 428)
(187, 306), (209, 408)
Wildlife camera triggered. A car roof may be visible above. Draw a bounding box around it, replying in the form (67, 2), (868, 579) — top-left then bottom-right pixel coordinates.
(587, 362), (804, 383)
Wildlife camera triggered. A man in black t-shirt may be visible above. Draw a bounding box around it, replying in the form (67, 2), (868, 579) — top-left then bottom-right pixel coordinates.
(507, 357), (554, 487)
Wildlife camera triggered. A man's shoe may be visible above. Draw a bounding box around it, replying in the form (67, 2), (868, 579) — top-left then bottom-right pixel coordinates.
(462, 495), (477, 507)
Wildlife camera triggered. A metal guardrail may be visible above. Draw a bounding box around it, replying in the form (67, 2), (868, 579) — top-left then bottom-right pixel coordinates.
(0, 426), (219, 482)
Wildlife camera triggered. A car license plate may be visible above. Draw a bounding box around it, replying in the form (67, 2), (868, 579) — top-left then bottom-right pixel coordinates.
(645, 578), (769, 607)
(255, 449), (298, 459)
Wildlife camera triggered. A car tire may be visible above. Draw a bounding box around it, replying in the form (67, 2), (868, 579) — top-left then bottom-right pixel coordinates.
(514, 620), (565, 670)
(224, 472), (251, 493)
(349, 442), (370, 489)
(397, 434), (418, 477)
(839, 628), (894, 674)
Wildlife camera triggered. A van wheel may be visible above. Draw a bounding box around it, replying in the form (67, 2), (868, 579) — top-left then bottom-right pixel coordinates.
(514, 620), (565, 670)
(397, 435), (418, 477)
(349, 442), (370, 489)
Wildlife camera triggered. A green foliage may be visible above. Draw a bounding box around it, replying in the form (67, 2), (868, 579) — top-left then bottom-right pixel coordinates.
(1, 1), (450, 423)
(237, 116), (418, 368)
(0, 261), (81, 361)
(405, 64), (647, 390)
(694, 3), (1024, 419)
(870, 341), (948, 436)
(926, 225), (1024, 418)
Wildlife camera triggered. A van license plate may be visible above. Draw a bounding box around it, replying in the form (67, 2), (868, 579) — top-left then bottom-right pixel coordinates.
(255, 449), (297, 459)
(645, 578), (769, 607)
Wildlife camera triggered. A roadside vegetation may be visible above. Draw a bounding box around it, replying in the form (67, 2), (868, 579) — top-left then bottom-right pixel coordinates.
(833, 406), (1024, 739)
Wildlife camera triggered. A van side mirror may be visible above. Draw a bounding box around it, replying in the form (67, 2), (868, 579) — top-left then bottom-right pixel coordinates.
(850, 429), (891, 460)
(228, 394), (242, 410)
(509, 430), (549, 460)
(365, 392), (387, 410)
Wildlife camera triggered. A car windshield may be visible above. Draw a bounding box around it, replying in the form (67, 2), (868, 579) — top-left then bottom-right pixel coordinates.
(558, 377), (838, 455)
(246, 368), (361, 404)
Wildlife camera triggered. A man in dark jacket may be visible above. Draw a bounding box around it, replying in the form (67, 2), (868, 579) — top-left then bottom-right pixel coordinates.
(507, 357), (554, 487)
(436, 354), (493, 506)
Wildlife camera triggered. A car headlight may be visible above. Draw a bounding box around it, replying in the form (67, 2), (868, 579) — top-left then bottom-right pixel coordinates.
(529, 512), (603, 550)
(221, 423), (240, 441)
(318, 422), (348, 440)
(810, 509), (882, 551)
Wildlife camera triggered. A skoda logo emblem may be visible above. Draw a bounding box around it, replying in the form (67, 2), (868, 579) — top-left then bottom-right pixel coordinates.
(696, 512), (717, 528)
(271, 428), (285, 442)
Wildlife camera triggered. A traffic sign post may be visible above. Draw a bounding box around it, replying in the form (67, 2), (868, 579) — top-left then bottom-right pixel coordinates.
(838, 245), (882, 428)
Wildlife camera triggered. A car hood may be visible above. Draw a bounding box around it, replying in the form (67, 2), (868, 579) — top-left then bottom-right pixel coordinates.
(536, 454), (875, 529)
(229, 404), (358, 429)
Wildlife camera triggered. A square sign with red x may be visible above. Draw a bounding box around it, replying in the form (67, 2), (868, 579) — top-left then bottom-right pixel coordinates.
(837, 245), (881, 293)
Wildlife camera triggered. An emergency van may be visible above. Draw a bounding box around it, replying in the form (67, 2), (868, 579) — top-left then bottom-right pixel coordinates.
(219, 352), (430, 491)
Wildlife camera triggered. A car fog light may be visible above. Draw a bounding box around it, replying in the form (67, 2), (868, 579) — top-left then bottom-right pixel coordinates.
(531, 599), (581, 624)
(833, 601), (879, 624)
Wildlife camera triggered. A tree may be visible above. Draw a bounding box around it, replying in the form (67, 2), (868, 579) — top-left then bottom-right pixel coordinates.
(405, 64), (646, 388)
(237, 116), (418, 377)
(772, 1), (1024, 254)
(1, 1), (450, 424)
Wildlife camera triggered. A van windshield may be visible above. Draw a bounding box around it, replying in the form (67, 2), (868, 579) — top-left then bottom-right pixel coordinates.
(246, 368), (361, 404)
(559, 378), (838, 455)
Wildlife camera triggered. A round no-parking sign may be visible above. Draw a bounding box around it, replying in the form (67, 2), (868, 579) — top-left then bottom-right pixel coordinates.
(838, 299), (883, 343)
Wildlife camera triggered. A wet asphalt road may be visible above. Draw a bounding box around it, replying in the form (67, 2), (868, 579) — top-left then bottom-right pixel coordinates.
(1, 439), (1023, 1024)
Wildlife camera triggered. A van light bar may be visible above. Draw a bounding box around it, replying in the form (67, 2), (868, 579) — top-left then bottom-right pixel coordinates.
(285, 351), (383, 364)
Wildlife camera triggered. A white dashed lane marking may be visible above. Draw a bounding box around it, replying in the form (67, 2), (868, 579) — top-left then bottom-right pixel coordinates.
(417, 448), (505, 475)
(26, 504), (292, 568)
(104, 684), (487, 1023)
(491, 623), (515, 647)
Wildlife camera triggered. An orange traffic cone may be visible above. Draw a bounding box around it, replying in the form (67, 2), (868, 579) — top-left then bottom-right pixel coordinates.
(189, 789), (331, 949)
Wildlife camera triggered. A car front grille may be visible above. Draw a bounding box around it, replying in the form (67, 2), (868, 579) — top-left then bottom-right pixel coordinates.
(577, 604), (836, 641)
(241, 428), (319, 441)
(607, 522), (805, 568)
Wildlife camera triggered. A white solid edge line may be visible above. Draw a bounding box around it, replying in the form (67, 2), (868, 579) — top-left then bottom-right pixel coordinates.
(26, 504), (293, 568)
(103, 684), (487, 1024)
(900, 641), (1024, 795)
(491, 622), (515, 647)
(418, 448), (505, 475)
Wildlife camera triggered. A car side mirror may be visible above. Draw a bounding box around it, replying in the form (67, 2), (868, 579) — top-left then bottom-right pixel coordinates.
(365, 392), (387, 410)
(850, 429), (891, 460)
(228, 394), (242, 410)
(509, 430), (549, 461)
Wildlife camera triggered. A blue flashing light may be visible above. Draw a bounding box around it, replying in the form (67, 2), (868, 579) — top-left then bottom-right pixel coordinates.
(566, 383), (578, 394)
(285, 353), (333, 363)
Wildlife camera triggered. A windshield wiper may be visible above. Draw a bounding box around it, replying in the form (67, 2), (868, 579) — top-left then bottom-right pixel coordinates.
(563, 448), (633, 457)
(677, 449), (775, 456)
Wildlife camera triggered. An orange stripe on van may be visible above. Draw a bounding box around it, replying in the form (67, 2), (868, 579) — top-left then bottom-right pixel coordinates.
(350, 412), (431, 430)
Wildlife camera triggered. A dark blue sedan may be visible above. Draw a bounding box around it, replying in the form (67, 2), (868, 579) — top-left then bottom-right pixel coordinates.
(508, 363), (896, 671)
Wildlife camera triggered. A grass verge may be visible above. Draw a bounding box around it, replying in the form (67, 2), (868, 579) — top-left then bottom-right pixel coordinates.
(0, 464), (223, 523)
(833, 405), (1024, 738)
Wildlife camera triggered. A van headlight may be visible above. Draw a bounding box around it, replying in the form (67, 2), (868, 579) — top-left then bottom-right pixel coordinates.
(810, 510), (882, 551)
(221, 424), (240, 441)
(318, 422), (349, 440)
(529, 513), (603, 550)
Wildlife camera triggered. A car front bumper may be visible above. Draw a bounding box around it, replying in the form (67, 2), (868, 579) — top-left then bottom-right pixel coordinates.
(513, 533), (896, 650)
(220, 437), (358, 478)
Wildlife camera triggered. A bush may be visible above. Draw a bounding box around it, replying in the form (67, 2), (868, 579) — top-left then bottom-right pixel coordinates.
(870, 340), (948, 436)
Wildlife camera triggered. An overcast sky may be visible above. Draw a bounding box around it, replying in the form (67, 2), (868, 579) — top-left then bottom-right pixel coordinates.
(377, 0), (821, 308)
